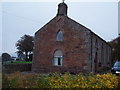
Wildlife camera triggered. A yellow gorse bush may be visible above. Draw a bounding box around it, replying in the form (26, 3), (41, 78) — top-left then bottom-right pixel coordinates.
(96, 73), (119, 88)
(2, 72), (120, 88)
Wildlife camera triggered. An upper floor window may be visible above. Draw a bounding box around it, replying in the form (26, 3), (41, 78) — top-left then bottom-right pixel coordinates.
(56, 31), (63, 41)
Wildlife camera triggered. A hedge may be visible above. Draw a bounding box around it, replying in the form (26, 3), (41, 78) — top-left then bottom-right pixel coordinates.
(2, 72), (120, 88)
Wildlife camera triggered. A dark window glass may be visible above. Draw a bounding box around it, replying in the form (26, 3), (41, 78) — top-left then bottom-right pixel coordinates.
(58, 57), (61, 65)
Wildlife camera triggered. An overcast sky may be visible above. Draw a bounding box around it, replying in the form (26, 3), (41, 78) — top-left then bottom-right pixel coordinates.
(0, 1), (118, 56)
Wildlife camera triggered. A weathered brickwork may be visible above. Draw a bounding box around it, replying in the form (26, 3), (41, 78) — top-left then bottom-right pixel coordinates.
(91, 33), (111, 73)
(32, 16), (90, 74)
(32, 2), (111, 74)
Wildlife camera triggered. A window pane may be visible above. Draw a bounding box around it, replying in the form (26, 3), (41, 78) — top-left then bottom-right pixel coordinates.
(60, 57), (62, 66)
(54, 50), (63, 66)
(54, 50), (62, 56)
(57, 31), (63, 41)
(54, 57), (58, 66)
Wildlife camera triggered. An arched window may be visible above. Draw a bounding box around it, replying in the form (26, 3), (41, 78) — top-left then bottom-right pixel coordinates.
(56, 31), (63, 41)
(54, 50), (63, 66)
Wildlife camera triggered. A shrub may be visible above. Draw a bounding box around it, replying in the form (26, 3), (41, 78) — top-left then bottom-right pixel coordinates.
(36, 74), (50, 88)
(2, 73), (10, 88)
(2, 72), (119, 88)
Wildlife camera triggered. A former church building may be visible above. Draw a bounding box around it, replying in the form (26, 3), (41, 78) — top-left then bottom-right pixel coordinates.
(32, 2), (111, 74)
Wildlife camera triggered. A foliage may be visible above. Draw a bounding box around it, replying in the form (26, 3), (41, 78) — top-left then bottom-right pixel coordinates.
(2, 72), (119, 88)
(2, 53), (11, 62)
(16, 35), (34, 61)
(2, 73), (10, 88)
(108, 36), (120, 64)
(0, 56), (2, 62)
(16, 51), (23, 58)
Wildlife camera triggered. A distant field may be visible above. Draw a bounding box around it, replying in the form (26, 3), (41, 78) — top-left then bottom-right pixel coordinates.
(3, 61), (32, 64)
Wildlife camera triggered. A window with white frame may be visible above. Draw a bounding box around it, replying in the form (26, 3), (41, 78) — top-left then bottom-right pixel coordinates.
(56, 31), (63, 41)
(54, 50), (63, 66)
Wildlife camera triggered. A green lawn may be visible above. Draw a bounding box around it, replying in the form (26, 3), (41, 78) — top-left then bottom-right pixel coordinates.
(3, 61), (32, 64)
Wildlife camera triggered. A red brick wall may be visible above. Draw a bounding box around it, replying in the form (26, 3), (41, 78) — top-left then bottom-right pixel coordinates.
(32, 16), (91, 74)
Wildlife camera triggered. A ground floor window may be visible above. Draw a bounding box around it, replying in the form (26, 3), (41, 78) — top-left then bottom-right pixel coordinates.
(54, 56), (62, 66)
(54, 50), (62, 66)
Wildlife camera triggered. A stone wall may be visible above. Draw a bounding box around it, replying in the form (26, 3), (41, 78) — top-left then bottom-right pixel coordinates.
(32, 16), (111, 74)
(32, 16), (91, 74)
(2, 64), (32, 73)
(91, 32), (111, 73)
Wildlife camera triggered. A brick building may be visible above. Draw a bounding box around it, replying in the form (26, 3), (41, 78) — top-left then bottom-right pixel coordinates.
(32, 2), (111, 74)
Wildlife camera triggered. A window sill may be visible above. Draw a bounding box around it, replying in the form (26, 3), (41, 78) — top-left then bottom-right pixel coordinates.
(55, 40), (63, 42)
(53, 65), (62, 67)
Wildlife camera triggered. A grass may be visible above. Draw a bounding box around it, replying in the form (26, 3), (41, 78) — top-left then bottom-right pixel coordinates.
(3, 61), (32, 64)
